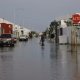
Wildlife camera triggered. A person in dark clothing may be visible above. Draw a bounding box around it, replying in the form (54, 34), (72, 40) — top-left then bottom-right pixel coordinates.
(50, 33), (55, 39)
(40, 34), (45, 46)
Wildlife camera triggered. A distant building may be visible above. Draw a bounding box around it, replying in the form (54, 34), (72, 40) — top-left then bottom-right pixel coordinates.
(0, 18), (31, 38)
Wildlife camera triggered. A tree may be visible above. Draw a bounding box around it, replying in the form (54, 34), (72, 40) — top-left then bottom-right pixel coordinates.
(65, 18), (72, 26)
(49, 20), (59, 43)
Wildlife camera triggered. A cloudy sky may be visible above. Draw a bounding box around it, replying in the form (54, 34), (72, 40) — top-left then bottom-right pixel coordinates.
(0, 0), (80, 32)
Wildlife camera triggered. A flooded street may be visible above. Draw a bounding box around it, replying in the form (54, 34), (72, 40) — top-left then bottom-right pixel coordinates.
(0, 38), (80, 80)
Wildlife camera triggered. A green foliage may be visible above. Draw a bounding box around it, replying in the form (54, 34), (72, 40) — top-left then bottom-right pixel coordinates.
(65, 18), (73, 26)
(49, 20), (59, 35)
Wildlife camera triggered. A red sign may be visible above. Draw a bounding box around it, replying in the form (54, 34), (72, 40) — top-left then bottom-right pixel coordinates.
(72, 14), (80, 24)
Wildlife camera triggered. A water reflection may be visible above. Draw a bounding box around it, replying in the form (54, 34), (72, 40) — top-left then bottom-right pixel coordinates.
(49, 43), (59, 80)
(40, 44), (45, 59)
(70, 46), (80, 80)
(50, 43), (58, 59)
(0, 38), (80, 80)
(0, 51), (13, 80)
(49, 44), (80, 80)
(0, 47), (14, 53)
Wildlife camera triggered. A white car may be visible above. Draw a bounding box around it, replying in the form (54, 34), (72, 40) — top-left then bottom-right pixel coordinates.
(19, 35), (28, 41)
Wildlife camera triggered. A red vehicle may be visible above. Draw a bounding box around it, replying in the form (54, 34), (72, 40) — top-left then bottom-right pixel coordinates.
(0, 23), (13, 34)
(0, 23), (15, 47)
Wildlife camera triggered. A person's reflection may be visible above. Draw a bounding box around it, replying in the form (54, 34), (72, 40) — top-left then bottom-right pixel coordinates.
(41, 45), (45, 59)
(41, 45), (44, 50)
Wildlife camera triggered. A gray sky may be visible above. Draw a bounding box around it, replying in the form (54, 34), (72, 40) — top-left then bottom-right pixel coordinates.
(0, 0), (80, 32)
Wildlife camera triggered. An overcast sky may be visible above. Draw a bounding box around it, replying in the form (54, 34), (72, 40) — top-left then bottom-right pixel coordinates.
(0, 0), (80, 32)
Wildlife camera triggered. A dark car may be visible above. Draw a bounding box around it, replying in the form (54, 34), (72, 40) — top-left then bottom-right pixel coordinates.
(0, 34), (15, 47)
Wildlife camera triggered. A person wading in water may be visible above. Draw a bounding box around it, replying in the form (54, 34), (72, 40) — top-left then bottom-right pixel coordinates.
(40, 34), (45, 46)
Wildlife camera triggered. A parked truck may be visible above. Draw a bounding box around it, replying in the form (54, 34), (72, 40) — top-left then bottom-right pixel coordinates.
(0, 23), (15, 47)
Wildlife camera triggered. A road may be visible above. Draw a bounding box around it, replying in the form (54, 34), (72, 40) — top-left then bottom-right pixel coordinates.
(0, 38), (80, 80)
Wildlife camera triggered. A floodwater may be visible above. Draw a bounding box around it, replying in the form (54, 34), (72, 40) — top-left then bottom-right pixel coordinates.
(0, 38), (80, 80)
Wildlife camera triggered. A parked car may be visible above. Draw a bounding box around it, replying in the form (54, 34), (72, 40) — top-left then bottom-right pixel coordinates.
(12, 35), (17, 43)
(0, 34), (15, 47)
(19, 35), (28, 41)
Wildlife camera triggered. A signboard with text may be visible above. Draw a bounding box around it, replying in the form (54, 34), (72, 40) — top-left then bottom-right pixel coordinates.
(72, 13), (80, 24)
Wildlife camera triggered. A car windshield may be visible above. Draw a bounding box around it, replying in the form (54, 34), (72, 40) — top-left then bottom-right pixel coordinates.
(0, 34), (12, 38)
